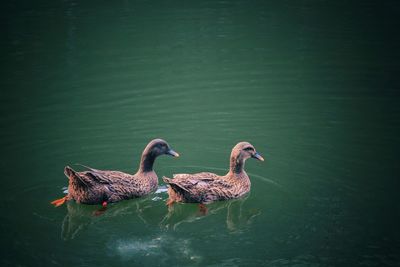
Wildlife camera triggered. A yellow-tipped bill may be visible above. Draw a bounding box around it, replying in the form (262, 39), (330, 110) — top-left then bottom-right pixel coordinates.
(167, 149), (180, 157)
(253, 152), (264, 161)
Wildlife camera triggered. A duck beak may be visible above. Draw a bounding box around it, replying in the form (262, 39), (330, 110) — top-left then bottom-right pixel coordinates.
(166, 149), (180, 157)
(252, 152), (264, 161)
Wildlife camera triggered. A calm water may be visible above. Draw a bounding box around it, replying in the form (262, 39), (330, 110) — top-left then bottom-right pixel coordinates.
(2, 1), (400, 266)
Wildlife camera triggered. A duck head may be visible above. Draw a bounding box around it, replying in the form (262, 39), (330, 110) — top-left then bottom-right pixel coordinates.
(139, 139), (179, 172)
(145, 138), (179, 158)
(229, 142), (264, 174)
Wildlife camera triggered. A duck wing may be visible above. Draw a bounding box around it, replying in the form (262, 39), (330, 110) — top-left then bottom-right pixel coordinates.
(85, 170), (126, 184)
(173, 172), (218, 180)
(164, 172), (218, 191)
(65, 166), (130, 187)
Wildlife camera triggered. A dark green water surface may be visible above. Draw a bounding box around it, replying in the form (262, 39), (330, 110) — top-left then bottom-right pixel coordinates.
(2, 1), (400, 266)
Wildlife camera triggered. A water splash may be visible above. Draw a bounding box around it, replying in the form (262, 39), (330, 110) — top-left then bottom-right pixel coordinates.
(109, 234), (202, 264)
(155, 186), (168, 194)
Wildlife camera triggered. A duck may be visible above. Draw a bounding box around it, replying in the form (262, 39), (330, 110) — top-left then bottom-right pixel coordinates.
(51, 139), (179, 207)
(163, 142), (264, 206)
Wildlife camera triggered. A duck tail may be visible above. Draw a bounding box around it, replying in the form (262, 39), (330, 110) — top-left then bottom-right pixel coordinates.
(162, 176), (189, 193)
(50, 166), (76, 207)
(162, 176), (172, 184)
(64, 166), (77, 178)
(64, 165), (92, 189)
(163, 176), (175, 207)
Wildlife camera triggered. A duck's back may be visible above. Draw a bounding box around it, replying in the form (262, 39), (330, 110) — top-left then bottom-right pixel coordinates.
(173, 172), (218, 180)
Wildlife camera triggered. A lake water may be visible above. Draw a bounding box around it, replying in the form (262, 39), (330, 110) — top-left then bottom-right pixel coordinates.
(2, 1), (400, 266)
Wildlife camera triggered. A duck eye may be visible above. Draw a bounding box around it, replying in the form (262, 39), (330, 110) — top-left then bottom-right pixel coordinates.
(244, 147), (254, 151)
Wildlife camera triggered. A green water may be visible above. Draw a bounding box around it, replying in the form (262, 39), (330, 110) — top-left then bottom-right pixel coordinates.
(2, 1), (400, 266)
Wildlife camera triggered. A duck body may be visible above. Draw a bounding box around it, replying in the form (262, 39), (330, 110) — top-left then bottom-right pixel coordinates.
(163, 171), (250, 204)
(51, 139), (179, 207)
(163, 142), (264, 205)
(65, 166), (158, 204)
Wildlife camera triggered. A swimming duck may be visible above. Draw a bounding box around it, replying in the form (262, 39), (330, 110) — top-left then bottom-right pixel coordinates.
(51, 139), (179, 207)
(163, 142), (263, 206)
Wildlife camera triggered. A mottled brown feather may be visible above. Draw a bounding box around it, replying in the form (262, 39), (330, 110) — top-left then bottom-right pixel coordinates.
(163, 142), (263, 204)
(61, 139), (178, 205)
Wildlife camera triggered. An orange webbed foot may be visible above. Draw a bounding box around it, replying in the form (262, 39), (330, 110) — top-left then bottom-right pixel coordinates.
(50, 197), (67, 207)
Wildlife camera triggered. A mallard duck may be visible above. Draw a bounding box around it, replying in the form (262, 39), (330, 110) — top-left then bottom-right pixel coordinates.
(51, 139), (179, 207)
(163, 142), (264, 206)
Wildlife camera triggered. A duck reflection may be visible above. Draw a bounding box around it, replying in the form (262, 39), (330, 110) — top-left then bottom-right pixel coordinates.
(61, 202), (92, 240)
(60, 192), (261, 239)
(61, 196), (157, 240)
(160, 195), (261, 232)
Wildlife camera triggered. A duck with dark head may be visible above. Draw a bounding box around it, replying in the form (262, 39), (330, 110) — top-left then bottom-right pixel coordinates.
(163, 142), (263, 207)
(51, 139), (179, 208)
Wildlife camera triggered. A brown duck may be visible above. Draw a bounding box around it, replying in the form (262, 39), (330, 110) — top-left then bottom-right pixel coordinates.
(51, 139), (179, 207)
(163, 142), (264, 206)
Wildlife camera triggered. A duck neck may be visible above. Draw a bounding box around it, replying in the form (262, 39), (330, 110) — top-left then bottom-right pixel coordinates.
(229, 154), (246, 176)
(138, 151), (156, 173)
